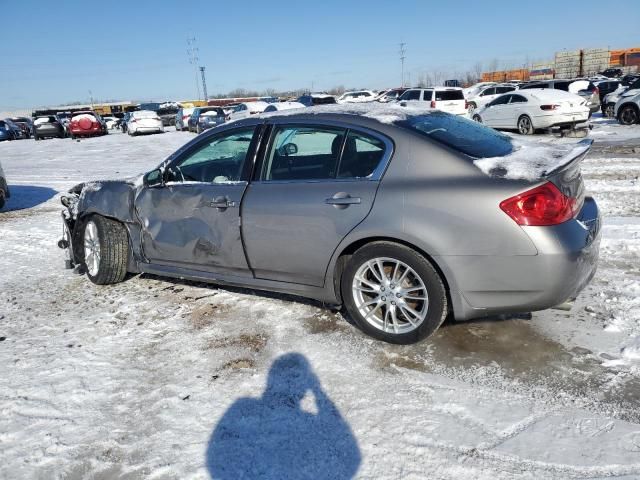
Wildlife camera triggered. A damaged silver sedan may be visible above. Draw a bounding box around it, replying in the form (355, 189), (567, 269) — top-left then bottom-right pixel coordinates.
(60, 109), (601, 344)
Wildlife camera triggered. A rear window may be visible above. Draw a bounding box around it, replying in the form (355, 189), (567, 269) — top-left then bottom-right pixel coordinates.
(397, 111), (514, 159)
(312, 96), (337, 105)
(435, 90), (464, 101)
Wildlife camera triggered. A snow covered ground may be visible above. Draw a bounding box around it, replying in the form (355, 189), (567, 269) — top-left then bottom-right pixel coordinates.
(0, 122), (639, 479)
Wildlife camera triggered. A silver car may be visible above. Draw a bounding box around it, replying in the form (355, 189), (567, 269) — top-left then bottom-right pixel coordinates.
(59, 110), (600, 344)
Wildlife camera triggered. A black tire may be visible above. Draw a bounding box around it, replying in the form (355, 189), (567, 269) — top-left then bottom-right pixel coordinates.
(618, 105), (640, 125)
(341, 241), (448, 344)
(468, 102), (477, 114)
(82, 215), (129, 285)
(472, 114), (482, 123)
(0, 189), (5, 209)
(34, 134), (40, 141)
(604, 103), (615, 118)
(517, 115), (534, 135)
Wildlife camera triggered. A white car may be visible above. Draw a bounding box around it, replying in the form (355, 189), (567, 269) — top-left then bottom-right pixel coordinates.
(126, 110), (164, 136)
(605, 78), (640, 119)
(466, 84), (518, 114)
(102, 116), (119, 130)
(263, 102), (305, 112)
(614, 91), (640, 125)
(463, 82), (497, 99)
(397, 87), (467, 115)
(472, 89), (589, 135)
(228, 101), (270, 122)
(337, 90), (376, 104)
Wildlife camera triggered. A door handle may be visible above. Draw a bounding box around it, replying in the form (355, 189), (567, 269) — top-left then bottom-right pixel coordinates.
(325, 193), (361, 209)
(209, 196), (236, 210)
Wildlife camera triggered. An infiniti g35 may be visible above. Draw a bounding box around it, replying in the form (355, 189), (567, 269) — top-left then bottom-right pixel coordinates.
(59, 108), (600, 344)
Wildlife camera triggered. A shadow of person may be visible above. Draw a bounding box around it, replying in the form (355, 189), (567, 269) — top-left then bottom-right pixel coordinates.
(207, 353), (361, 479)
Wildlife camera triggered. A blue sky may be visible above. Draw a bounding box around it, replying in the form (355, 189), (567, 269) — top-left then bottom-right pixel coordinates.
(1, 0), (639, 109)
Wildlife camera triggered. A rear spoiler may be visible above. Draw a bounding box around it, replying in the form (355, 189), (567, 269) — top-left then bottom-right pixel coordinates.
(544, 139), (592, 177)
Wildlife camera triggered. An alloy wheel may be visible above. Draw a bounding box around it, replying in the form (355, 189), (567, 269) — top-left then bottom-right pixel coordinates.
(352, 257), (429, 334)
(84, 221), (101, 276)
(518, 116), (532, 134)
(620, 107), (639, 125)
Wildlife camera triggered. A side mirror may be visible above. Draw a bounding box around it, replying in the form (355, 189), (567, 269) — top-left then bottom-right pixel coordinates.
(143, 168), (164, 187)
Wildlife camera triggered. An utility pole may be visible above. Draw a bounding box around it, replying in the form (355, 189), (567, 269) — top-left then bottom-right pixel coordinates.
(399, 42), (407, 87)
(88, 90), (94, 108)
(187, 37), (201, 100)
(199, 66), (208, 101)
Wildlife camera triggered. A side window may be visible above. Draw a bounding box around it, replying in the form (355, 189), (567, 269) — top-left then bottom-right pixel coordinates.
(497, 86), (515, 94)
(168, 128), (255, 183)
(402, 90), (421, 101)
(481, 87), (496, 96)
(555, 82), (570, 92)
(509, 94), (527, 103)
(337, 131), (386, 179)
(489, 95), (510, 107)
(423, 90), (433, 101)
(263, 126), (346, 181)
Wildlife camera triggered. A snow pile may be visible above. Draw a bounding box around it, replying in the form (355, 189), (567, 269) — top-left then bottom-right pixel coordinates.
(474, 139), (591, 181)
(261, 102), (434, 124)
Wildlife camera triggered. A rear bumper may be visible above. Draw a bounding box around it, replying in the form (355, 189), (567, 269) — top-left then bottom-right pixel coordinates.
(535, 112), (589, 129)
(446, 197), (601, 320)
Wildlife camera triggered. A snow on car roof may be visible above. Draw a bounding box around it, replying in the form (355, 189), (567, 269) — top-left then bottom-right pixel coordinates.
(260, 102), (435, 124)
(133, 110), (160, 118)
(516, 89), (585, 102)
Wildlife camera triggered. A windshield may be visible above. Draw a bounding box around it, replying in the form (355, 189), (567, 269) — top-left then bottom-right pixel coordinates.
(397, 111), (514, 159)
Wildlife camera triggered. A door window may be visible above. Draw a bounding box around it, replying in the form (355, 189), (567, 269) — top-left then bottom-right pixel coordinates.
(509, 94), (527, 103)
(167, 128), (255, 183)
(481, 87), (496, 96)
(337, 131), (386, 179)
(400, 90), (421, 101)
(486, 95), (511, 107)
(423, 90), (433, 101)
(262, 126), (346, 181)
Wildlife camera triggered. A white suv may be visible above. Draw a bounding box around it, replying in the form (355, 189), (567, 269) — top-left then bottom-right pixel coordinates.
(466, 84), (518, 114)
(397, 87), (467, 115)
(615, 91), (640, 125)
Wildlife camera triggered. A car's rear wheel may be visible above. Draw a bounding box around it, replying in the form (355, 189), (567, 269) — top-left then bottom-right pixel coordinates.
(341, 242), (448, 344)
(467, 102), (477, 114)
(517, 115), (534, 135)
(82, 215), (129, 285)
(472, 114), (482, 123)
(0, 189), (5, 209)
(618, 105), (640, 125)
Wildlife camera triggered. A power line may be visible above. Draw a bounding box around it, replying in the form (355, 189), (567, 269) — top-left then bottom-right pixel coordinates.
(187, 37), (201, 100)
(399, 42), (407, 87)
(199, 66), (208, 101)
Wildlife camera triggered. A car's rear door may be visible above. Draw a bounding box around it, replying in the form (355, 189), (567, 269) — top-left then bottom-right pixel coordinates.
(241, 121), (391, 286)
(135, 125), (260, 276)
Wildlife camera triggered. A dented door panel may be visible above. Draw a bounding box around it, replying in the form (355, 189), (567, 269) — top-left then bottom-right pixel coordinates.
(135, 182), (250, 276)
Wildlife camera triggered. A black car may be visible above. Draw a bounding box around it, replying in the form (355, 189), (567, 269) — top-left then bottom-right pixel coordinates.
(33, 116), (66, 140)
(599, 68), (623, 78)
(8, 117), (33, 139)
(595, 80), (621, 114)
(157, 105), (179, 127)
(297, 94), (337, 107)
(195, 107), (226, 133)
(621, 74), (640, 86)
(189, 107), (226, 133)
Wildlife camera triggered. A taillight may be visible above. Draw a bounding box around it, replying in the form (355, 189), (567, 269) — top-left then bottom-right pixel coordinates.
(500, 182), (577, 226)
(540, 104), (560, 111)
(183, 115), (190, 120)
(465, 100), (469, 109)
(430, 100), (436, 108)
(593, 86), (599, 97)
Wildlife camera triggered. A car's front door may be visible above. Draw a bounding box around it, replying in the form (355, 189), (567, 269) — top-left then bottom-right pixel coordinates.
(241, 123), (390, 286)
(483, 95), (512, 127)
(135, 126), (258, 276)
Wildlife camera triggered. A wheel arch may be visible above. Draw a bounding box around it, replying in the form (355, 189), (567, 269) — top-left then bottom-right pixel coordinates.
(330, 235), (454, 312)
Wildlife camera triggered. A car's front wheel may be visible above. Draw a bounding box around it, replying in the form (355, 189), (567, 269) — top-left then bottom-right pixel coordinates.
(472, 114), (482, 123)
(341, 242), (448, 344)
(604, 103), (615, 118)
(82, 215), (129, 285)
(618, 105), (640, 125)
(517, 115), (534, 135)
